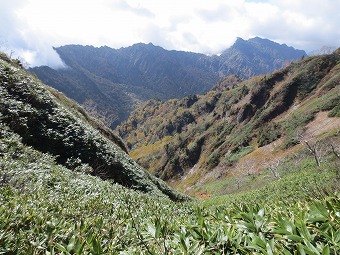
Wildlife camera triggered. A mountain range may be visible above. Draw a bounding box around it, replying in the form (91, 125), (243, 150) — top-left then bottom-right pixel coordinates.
(1, 45), (339, 254)
(31, 37), (306, 127)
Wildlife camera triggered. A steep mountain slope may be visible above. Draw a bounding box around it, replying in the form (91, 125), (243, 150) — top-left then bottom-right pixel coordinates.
(54, 43), (218, 98)
(2, 114), (339, 253)
(1, 53), (339, 255)
(0, 52), (187, 201)
(117, 50), (340, 191)
(31, 37), (306, 127)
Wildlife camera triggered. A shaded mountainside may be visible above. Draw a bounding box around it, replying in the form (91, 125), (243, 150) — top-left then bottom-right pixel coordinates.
(31, 37), (306, 127)
(0, 52), (188, 201)
(117, 50), (340, 191)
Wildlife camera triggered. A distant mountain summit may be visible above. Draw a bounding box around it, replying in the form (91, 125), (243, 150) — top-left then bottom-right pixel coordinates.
(31, 37), (306, 127)
(219, 37), (306, 77)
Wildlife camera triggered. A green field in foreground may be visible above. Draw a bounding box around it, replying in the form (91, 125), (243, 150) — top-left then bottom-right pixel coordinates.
(1, 125), (339, 254)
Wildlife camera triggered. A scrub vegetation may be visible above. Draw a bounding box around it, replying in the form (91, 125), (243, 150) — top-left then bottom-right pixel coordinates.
(1, 50), (339, 254)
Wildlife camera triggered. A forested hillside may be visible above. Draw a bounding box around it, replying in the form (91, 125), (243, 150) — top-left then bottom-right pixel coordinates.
(118, 50), (340, 193)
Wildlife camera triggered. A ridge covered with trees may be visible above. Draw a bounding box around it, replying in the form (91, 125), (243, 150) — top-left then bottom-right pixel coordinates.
(117, 50), (340, 193)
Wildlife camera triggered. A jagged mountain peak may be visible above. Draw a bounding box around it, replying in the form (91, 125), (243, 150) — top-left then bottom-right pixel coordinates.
(32, 37), (306, 127)
(225, 36), (306, 57)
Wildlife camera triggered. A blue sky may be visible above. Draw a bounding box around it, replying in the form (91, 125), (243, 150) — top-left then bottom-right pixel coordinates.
(1, 0), (339, 68)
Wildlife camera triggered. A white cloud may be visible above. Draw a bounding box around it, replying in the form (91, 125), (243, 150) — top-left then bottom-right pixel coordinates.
(1, 0), (339, 67)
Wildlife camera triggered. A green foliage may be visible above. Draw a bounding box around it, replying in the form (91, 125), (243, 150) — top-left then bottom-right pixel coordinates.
(1, 125), (339, 254)
(0, 93), (339, 253)
(0, 55), (187, 201)
(257, 122), (282, 147)
(329, 106), (340, 117)
(0, 52), (11, 63)
(319, 65), (340, 91)
(293, 55), (339, 100)
(118, 51), (340, 187)
(281, 113), (314, 149)
(203, 158), (338, 207)
(0, 126), (193, 254)
(207, 150), (221, 168)
(225, 146), (255, 165)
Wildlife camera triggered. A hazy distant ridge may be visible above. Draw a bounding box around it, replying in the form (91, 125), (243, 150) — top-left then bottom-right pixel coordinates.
(31, 37), (306, 127)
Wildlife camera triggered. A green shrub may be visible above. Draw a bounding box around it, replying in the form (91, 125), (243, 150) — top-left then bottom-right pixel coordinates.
(257, 122), (282, 147)
(225, 146), (255, 165)
(329, 104), (340, 117)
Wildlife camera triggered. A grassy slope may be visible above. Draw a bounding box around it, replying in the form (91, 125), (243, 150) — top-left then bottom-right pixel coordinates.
(0, 125), (193, 254)
(1, 123), (339, 254)
(117, 51), (340, 194)
(0, 53), (187, 201)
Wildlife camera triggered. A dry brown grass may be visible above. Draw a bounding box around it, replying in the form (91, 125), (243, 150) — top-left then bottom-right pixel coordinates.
(304, 111), (340, 139)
